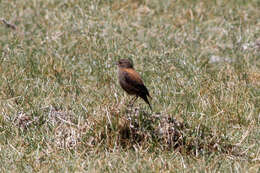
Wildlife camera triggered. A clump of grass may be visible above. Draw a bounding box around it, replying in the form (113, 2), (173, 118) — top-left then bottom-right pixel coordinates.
(91, 107), (242, 156)
(10, 105), (241, 158)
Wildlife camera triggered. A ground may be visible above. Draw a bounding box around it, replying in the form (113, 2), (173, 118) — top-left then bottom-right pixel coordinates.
(0, 0), (260, 172)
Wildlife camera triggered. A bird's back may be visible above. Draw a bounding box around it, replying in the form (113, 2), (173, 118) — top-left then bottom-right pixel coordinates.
(118, 67), (150, 98)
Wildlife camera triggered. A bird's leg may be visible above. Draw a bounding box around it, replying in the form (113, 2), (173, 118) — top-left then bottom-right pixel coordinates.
(128, 95), (138, 107)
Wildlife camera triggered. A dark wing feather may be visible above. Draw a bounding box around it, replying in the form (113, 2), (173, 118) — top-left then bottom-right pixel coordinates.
(123, 70), (151, 98)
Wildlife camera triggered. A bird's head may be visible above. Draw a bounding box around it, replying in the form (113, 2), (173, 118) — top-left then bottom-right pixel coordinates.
(117, 59), (134, 68)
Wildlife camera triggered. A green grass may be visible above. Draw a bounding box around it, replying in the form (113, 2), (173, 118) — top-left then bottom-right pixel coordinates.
(1, 0), (260, 172)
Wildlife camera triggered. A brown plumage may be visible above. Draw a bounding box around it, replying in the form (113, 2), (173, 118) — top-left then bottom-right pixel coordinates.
(117, 59), (152, 110)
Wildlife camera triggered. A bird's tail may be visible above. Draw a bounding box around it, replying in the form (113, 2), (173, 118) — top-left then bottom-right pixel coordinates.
(140, 94), (152, 111)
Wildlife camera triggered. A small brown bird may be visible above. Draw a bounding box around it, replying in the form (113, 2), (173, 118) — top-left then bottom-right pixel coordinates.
(117, 58), (152, 110)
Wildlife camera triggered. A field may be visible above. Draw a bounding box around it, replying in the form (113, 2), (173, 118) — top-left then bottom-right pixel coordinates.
(0, 0), (260, 172)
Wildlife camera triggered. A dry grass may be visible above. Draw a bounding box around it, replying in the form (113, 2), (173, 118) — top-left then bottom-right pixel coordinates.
(0, 0), (260, 172)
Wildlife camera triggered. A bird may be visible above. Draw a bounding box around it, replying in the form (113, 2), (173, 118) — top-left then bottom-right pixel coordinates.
(117, 58), (152, 110)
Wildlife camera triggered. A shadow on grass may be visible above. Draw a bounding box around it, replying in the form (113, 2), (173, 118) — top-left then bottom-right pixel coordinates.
(99, 107), (242, 157)
(12, 106), (242, 157)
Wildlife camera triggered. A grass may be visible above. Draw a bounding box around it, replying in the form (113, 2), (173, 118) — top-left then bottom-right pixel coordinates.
(0, 0), (260, 172)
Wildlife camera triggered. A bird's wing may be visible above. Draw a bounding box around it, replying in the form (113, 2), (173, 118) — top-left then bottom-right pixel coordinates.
(122, 69), (151, 97)
(123, 68), (144, 86)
